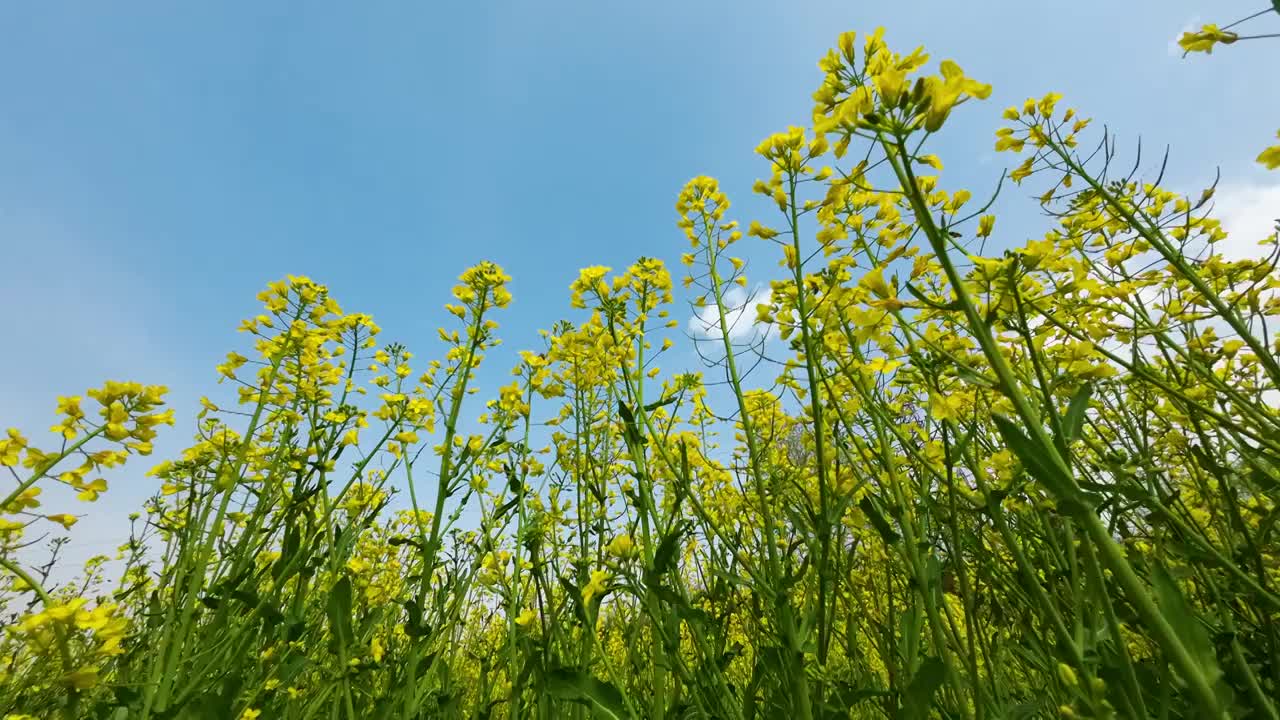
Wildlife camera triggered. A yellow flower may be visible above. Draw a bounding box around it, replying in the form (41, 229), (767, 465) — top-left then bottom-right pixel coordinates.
(76, 478), (108, 502)
(56, 395), (84, 420)
(514, 607), (538, 627)
(606, 533), (637, 558)
(922, 60), (990, 132)
(63, 666), (99, 690)
(929, 392), (967, 422)
(1037, 92), (1063, 117)
(582, 569), (611, 604)
(0, 428), (28, 466)
(46, 514), (78, 530)
(217, 352), (249, 380)
(1258, 131), (1280, 170)
(977, 214), (995, 238)
(0, 517), (27, 536)
(74, 603), (116, 633)
(1010, 157), (1034, 183)
(872, 66), (908, 106)
(8, 487), (41, 512)
(45, 599), (87, 623)
(860, 267), (892, 299)
(748, 221), (779, 240)
(1177, 24), (1238, 54)
(570, 266), (612, 308)
(239, 709), (262, 720)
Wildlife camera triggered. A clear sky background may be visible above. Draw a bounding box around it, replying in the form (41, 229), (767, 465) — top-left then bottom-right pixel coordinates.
(3, 1), (1278, 569)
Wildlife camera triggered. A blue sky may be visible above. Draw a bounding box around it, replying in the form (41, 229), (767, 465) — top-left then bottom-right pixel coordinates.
(3, 1), (1278, 566)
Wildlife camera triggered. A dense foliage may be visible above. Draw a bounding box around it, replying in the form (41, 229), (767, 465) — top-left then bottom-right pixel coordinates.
(4, 17), (1280, 720)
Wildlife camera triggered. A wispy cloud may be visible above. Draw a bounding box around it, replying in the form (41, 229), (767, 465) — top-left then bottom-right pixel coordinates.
(1212, 182), (1280, 260)
(688, 285), (775, 344)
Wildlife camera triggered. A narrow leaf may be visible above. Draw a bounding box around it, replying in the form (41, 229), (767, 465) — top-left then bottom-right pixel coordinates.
(545, 668), (632, 719)
(1150, 562), (1223, 688)
(1062, 382), (1092, 444)
(991, 414), (1083, 512)
(326, 576), (354, 652)
(859, 496), (900, 545)
(643, 394), (679, 412)
(902, 656), (947, 720)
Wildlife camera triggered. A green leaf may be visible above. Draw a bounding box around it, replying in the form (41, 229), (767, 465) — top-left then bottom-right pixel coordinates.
(905, 281), (963, 311)
(1004, 700), (1044, 720)
(1249, 466), (1279, 495)
(643, 394), (679, 413)
(652, 585), (713, 625)
(955, 364), (996, 390)
(545, 668), (633, 719)
(258, 600), (285, 627)
(757, 646), (786, 677)
(926, 555), (943, 597)
(991, 414), (1084, 514)
(492, 496), (520, 520)
(616, 400), (646, 449)
(901, 656), (946, 720)
(1257, 505), (1280, 544)
(1149, 562), (1223, 689)
(402, 598), (427, 637)
(826, 682), (891, 713)
(951, 427), (974, 460)
(648, 522), (685, 580)
(1062, 382), (1092, 445)
(111, 685), (142, 706)
(558, 577), (588, 624)
(326, 576), (354, 652)
(273, 523), (301, 582)
(897, 606), (921, 669)
(277, 652), (310, 685)
(859, 496), (900, 545)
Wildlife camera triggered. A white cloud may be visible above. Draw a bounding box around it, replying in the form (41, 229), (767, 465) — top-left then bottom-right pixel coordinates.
(689, 285), (775, 343)
(1212, 182), (1280, 260)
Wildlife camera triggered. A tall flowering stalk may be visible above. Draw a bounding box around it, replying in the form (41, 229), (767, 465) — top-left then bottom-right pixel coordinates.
(2, 21), (1279, 720)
